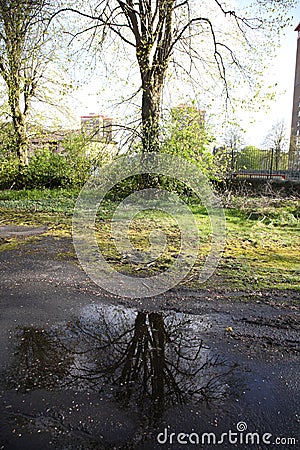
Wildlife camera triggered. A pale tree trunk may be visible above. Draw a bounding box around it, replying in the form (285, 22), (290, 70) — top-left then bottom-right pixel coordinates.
(0, 0), (45, 169)
(275, 146), (280, 171)
(8, 84), (29, 167)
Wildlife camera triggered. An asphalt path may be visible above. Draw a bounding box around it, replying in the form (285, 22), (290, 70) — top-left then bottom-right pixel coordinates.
(0, 234), (299, 449)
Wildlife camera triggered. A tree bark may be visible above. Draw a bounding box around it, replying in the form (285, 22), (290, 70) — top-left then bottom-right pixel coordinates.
(8, 85), (29, 167)
(133, 0), (174, 154)
(14, 112), (29, 167)
(0, 0), (47, 168)
(141, 76), (162, 153)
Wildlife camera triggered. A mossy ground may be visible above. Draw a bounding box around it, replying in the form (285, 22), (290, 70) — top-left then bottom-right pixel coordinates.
(0, 190), (299, 293)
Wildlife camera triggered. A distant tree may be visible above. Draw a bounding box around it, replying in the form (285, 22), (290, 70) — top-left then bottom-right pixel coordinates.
(224, 124), (245, 172)
(0, 0), (54, 166)
(161, 104), (215, 177)
(224, 125), (244, 151)
(263, 120), (288, 171)
(236, 145), (266, 171)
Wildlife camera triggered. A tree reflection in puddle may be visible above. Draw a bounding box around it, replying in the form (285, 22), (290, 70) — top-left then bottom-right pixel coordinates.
(2, 305), (238, 446)
(5, 327), (73, 392)
(66, 306), (237, 421)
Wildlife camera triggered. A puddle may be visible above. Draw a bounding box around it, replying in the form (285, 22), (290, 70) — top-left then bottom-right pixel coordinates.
(0, 304), (298, 449)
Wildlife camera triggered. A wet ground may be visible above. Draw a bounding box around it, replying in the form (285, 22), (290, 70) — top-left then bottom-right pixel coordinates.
(0, 235), (299, 449)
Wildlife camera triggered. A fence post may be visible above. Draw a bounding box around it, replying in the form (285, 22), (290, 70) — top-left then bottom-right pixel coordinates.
(269, 148), (274, 179)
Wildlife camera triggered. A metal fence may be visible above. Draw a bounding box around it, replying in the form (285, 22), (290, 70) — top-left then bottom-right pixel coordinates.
(222, 147), (300, 181)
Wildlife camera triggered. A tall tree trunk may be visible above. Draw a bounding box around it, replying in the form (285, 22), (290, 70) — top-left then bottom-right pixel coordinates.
(140, 80), (162, 188)
(141, 80), (162, 153)
(275, 146), (280, 171)
(8, 85), (29, 167)
(139, 62), (165, 187)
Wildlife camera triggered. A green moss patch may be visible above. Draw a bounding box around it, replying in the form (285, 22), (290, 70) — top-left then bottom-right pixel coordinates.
(0, 191), (299, 292)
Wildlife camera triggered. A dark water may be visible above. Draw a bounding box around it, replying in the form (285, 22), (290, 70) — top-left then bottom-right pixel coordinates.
(0, 303), (298, 449)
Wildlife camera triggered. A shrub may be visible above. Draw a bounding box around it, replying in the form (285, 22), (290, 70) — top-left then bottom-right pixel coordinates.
(0, 130), (111, 189)
(0, 155), (19, 189)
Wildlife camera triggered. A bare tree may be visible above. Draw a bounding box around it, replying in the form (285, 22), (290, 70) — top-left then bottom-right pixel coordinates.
(263, 120), (288, 171)
(57, 1), (293, 155)
(0, 0), (54, 166)
(224, 123), (244, 172)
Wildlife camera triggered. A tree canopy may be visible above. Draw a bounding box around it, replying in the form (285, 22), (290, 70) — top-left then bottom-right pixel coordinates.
(0, 0), (56, 165)
(0, 0), (296, 169)
(55, 0), (295, 156)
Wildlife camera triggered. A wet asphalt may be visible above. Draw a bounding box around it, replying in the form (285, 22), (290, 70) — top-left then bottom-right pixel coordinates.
(0, 235), (299, 449)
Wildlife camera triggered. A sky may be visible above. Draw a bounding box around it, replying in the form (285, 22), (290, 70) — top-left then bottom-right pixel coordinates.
(63, 1), (300, 149)
(242, 4), (300, 147)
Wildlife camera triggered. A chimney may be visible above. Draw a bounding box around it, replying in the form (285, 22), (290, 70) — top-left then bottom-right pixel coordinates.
(289, 23), (300, 169)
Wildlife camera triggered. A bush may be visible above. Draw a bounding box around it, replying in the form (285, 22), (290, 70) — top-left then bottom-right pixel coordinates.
(0, 156), (19, 189)
(0, 148), (92, 189)
(0, 130), (110, 189)
(23, 149), (69, 188)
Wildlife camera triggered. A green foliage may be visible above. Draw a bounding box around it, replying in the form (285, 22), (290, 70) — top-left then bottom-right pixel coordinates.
(23, 149), (70, 188)
(0, 123), (18, 188)
(235, 146), (264, 170)
(24, 146), (91, 189)
(235, 145), (289, 172)
(0, 155), (19, 189)
(104, 105), (220, 201)
(161, 105), (216, 178)
(0, 122), (16, 156)
(58, 132), (96, 187)
(0, 188), (79, 201)
(104, 174), (144, 201)
(0, 129), (111, 189)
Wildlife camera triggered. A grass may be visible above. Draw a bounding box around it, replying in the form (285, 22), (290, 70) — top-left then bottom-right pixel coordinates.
(0, 188), (299, 293)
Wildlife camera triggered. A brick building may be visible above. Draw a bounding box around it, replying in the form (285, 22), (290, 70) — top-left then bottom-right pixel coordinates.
(80, 113), (113, 142)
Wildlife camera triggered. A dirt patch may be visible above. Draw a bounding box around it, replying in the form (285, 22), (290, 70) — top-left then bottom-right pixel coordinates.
(0, 225), (48, 238)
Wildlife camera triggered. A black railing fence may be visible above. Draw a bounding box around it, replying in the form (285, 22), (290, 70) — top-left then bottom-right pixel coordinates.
(215, 147), (300, 181)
